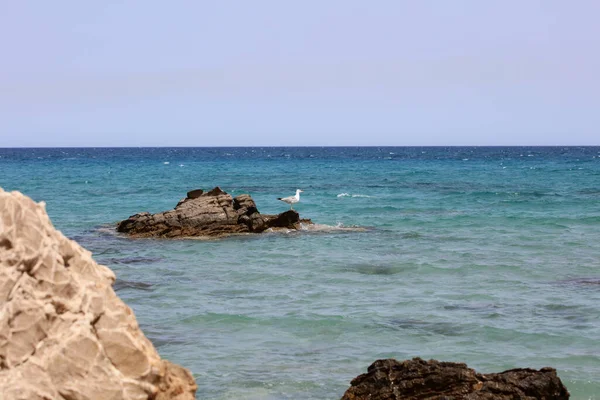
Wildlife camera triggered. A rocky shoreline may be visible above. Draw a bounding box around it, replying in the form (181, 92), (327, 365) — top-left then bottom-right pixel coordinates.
(1, 188), (571, 399)
(116, 187), (312, 238)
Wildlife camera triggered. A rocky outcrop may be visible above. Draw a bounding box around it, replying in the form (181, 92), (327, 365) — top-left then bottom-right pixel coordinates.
(341, 358), (569, 400)
(116, 187), (312, 238)
(0, 188), (197, 400)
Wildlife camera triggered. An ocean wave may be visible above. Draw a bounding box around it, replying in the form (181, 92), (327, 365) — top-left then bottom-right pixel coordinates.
(114, 279), (155, 292)
(346, 263), (410, 275)
(95, 226), (121, 236)
(265, 222), (368, 234)
(337, 193), (372, 198)
(304, 222), (367, 232)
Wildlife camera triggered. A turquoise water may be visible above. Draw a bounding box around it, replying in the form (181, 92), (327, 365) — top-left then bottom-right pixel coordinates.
(1, 147), (599, 399)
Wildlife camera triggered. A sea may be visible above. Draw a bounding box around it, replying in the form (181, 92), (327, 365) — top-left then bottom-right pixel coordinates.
(1, 146), (599, 399)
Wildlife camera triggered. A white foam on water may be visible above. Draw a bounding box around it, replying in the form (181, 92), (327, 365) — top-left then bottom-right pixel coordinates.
(264, 222), (367, 235)
(301, 222), (367, 232)
(163, 161), (170, 165)
(96, 226), (121, 236)
(337, 193), (371, 198)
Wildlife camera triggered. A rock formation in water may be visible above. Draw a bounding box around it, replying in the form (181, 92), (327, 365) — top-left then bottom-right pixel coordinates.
(341, 358), (569, 400)
(116, 187), (312, 238)
(0, 188), (197, 400)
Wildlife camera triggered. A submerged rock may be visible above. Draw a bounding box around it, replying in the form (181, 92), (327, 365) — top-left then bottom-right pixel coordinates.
(0, 188), (197, 399)
(116, 187), (312, 238)
(341, 358), (569, 400)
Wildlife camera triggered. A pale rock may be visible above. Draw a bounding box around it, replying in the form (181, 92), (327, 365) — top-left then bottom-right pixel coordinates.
(0, 188), (197, 399)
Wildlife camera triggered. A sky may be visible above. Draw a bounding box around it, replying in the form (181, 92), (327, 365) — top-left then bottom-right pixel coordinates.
(1, 1), (599, 146)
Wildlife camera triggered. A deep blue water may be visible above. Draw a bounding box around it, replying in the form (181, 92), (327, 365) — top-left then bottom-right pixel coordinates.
(1, 147), (600, 399)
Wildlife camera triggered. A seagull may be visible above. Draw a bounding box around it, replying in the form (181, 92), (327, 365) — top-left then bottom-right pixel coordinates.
(278, 189), (303, 210)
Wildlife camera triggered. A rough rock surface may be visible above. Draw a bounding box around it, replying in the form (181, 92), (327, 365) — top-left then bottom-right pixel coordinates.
(0, 188), (197, 400)
(116, 187), (312, 238)
(341, 358), (569, 400)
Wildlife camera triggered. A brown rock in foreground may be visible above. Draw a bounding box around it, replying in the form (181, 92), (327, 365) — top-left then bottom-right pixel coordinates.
(0, 188), (197, 400)
(116, 187), (312, 238)
(341, 358), (569, 400)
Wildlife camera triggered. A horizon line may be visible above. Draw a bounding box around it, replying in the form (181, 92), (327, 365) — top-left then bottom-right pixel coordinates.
(2, 144), (600, 149)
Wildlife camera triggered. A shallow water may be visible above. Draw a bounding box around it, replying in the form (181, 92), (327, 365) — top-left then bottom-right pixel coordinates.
(1, 147), (599, 399)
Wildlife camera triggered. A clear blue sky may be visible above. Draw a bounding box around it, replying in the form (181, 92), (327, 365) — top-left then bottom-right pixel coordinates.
(1, 1), (598, 146)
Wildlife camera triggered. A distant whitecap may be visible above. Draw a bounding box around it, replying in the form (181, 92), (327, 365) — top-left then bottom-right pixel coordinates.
(337, 193), (371, 198)
(163, 161), (170, 165)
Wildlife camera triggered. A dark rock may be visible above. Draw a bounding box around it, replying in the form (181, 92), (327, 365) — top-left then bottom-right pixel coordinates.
(205, 186), (226, 196)
(341, 358), (569, 400)
(265, 210), (300, 229)
(117, 187), (312, 238)
(186, 189), (204, 199)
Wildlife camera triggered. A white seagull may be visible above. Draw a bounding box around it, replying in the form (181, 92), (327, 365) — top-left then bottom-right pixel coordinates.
(278, 189), (303, 210)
